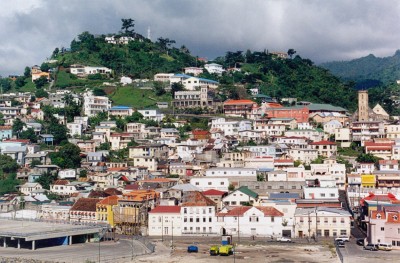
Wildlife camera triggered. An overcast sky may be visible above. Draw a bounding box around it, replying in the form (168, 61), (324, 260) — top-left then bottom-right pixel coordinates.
(1, 0), (399, 76)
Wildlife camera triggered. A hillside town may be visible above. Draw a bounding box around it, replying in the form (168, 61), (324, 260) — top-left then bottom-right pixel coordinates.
(2, 56), (400, 263)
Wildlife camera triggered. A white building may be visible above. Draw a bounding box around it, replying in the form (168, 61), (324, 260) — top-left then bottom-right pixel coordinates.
(303, 186), (339, 200)
(210, 118), (252, 137)
(70, 64), (111, 76)
(138, 109), (164, 122)
(148, 206), (182, 236)
(216, 206), (284, 237)
(288, 148), (318, 164)
(58, 169), (77, 180)
(184, 67), (203, 76)
(204, 63), (225, 75)
(180, 191), (219, 236)
(181, 76), (219, 91)
(67, 122), (83, 137)
(294, 207), (352, 238)
(190, 177), (229, 192)
(83, 91), (112, 117)
(154, 73), (174, 82)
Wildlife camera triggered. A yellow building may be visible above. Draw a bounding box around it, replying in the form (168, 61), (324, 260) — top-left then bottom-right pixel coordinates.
(96, 195), (119, 227)
(361, 174), (376, 188)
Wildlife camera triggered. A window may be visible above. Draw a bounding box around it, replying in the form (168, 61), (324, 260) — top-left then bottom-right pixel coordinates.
(221, 182), (225, 185)
(190, 218), (193, 222)
(381, 227), (385, 231)
(184, 208), (187, 214)
(330, 193), (335, 197)
(196, 218), (200, 222)
(324, 218), (328, 223)
(271, 217), (274, 222)
(340, 230), (347, 235)
(203, 218), (206, 222)
(321, 193), (326, 197)
(300, 217), (304, 223)
(209, 208), (212, 213)
(231, 201), (237, 205)
(341, 218), (345, 224)
(184, 218), (187, 222)
(209, 217), (212, 222)
(292, 186), (297, 189)
(208, 182), (212, 185)
(279, 186), (284, 189)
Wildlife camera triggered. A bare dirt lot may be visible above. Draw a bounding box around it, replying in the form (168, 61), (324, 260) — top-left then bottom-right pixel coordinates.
(135, 239), (339, 263)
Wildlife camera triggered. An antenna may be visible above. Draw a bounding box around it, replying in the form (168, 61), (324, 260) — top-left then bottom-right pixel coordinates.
(147, 26), (151, 40)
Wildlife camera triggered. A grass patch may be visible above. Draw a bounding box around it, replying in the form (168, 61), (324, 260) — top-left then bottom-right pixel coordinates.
(17, 79), (36, 92)
(109, 86), (172, 109)
(338, 147), (361, 157)
(54, 70), (105, 89)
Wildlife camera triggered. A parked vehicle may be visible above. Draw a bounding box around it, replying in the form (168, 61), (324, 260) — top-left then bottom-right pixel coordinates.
(277, 236), (292, 242)
(336, 240), (345, 248)
(378, 243), (392, 251)
(219, 245), (233, 256)
(187, 245), (198, 253)
(210, 245), (219, 256)
(364, 244), (378, 251)
(334, 236), (350, 242)
(356, 238), (365, 246)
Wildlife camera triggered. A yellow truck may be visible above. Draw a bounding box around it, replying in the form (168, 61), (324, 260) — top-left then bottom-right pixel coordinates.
(219, 245), (233, 256)
(210, 245), (219, 256)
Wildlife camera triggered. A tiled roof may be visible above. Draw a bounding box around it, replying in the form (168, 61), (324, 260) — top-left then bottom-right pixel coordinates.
(192, 130), (210, 135)
(379, 160), (398, 165)
(0, 126), (12, 130)
(70, 198), (99, 212)
(309, 140), (336, 145)
(88, 190), (110, 198)
(203, 189), (227, 196)
(224, 99), (255, 105)
(104, 188), (123, 196)
(274, 159), (294, 163)
(257, 206), (284, 217)
(181, 191), (216, 207)
(217, 206), (283, 217)
(97, 195), (119, 206)
(370, 210), (386, 220)
(386, 212), (400, 224)
(149, 206), (181, 214)
(53, 179), (69, 185)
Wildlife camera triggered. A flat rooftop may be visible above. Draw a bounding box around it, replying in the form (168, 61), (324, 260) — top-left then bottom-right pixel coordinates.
(0, 219), (104, 241)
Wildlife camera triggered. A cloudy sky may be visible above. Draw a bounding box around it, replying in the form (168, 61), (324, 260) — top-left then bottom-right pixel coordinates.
(1, 0), (399, 76)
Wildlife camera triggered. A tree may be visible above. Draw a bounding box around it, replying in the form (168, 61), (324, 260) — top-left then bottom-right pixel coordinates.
(15, 76), (26, 88)
(12, 118), (25, 137)
(171, 82), (185, 97)
(228, 183), (235, 192)
(93, 87), (107, 96)
(0, 173), (20, 195)
(153, 81), (166, 96)
(0, 78), (12, 93)
(24, 66), (31, 78)
(52, 47), (60, 58)
(35, 172), (57, 190)
(0, 154), (19, 175)
(40, 63), (50, 72)
(47, 122), (68, 145)
(0, 112), (4, 126)
(35, 89), (49, 98)
(19, 128), (38, 143)
(287, 49), (296, 59)
(356, 153), (380, 165)
(30, 159), (42, 168)
(50, 143), (82, 169)
(157, 37), (176, 53)
(121, 18), (135, 37)
(125, 111), (143, 123)
(34, 76), (48, 89)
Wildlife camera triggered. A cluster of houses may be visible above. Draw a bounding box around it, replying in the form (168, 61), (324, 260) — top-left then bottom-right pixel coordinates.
(3, 64), (400, 248)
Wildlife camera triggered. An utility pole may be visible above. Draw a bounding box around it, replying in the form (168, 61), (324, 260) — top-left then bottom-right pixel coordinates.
(315, 208), (318, 242)
(171, 221), (174, 249)
(161, 215), (164, 242)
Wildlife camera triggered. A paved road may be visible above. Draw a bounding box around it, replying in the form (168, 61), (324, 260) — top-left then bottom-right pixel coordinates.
(0, 239), (149, 263)
(338, 238), (400, 263)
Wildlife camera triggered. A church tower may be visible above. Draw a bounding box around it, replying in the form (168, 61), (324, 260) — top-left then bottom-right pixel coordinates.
(358, 90), (369, 121)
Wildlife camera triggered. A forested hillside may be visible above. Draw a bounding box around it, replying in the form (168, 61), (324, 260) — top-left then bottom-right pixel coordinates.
(320, 50), (400, 87)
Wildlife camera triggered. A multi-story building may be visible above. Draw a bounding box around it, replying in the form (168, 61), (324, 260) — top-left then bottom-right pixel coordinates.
(83, 91), (112, 117)
(138, 109), (164, 122)
(223, 99), (257, 117)
(108, 106), (133, 117)
(180, 191), (218, 236)
(148, 206), (182, 236)
(294, 207), (352, 238)
(351, 121), (385, 146)
(204, 63), (225, 75)
(173, 87), (215, 109)
(309, 140), (337, 158)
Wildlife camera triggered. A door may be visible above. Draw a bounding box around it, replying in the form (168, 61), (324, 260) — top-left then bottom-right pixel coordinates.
(324, 230), (329, 237)
(298, 231), (303, 238)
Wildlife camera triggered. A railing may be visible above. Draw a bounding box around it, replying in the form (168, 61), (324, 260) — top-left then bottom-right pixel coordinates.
(134, 235), (155, 253)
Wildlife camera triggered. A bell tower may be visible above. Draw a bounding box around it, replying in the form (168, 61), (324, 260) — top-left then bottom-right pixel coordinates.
(358, 90), (369, 121)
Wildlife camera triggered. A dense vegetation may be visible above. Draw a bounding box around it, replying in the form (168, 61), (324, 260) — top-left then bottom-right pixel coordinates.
(320, 50), (400, 86)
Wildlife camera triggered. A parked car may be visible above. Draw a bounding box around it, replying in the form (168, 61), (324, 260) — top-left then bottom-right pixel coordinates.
(187, 245), (198, 253)
(210, 245), (219, 256)
(364, 244), (378, 251)
(336, 240), (345, 248)
(219, 245), (233, 256)
(277, 237), (292, 242)
(356, 238), (365, 246)
(378, 243), (392, 251)
(335, 236), (350, 242)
